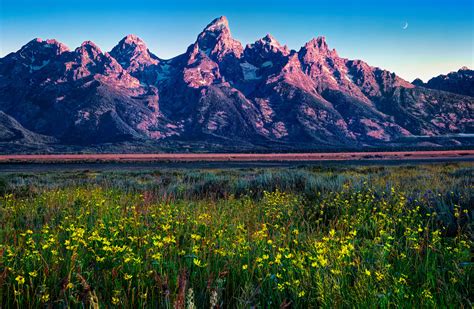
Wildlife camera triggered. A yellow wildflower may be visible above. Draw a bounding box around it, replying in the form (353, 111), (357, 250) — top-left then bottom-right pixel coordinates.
(193, 258), (205, 267)
(15, 275), (25, 285)
(41, 293), (50, 302)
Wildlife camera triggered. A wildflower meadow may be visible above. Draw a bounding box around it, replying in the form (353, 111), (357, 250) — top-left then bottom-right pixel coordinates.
(0, 163), (472, 307)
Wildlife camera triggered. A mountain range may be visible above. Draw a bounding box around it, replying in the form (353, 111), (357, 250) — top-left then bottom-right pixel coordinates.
(0, 16), (473, 153)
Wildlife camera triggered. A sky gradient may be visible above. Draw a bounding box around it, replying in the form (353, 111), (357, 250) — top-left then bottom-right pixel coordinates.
(1, 0), (472, 81)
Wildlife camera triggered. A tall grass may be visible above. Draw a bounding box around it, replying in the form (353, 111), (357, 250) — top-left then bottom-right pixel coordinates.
(0, 163), (472, 307)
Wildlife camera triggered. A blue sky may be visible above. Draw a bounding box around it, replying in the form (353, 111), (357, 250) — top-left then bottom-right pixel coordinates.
(0, 0), (472, 81)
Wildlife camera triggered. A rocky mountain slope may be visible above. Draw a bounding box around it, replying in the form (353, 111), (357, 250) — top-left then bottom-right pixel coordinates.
(412, 67), (474, 97)
(0, 16), (472, 153)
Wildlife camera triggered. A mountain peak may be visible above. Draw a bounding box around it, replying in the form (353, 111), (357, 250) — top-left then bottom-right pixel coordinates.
(262, 34), (278, 43)
(193, 16), (243, 61)
(21, 38), (70, 54)
(13, 38), (69, 68)
(197, 16), (233, 45)
(459, 66), (471, 71)
(74, 41), (105, 65)
(412, 78), (425, 86)
(302, 36), (336, 56)
(251, 34), (290, 56)
(80, 41), (102, 52)
(203, 16), (229, 32)
(110, 35), (159, 71)
(26, 38), (61, 45)
(113, 34), (150, 56)
(306, 37), (327, 49)
(260, 34), (282, 47)
(121, 34), (146, 45)
(298, 36), (338, 67)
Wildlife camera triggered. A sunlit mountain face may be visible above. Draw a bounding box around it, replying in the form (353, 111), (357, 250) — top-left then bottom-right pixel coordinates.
(0, 16), (473, 152)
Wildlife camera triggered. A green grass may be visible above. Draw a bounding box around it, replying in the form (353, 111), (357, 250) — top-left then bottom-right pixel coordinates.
(0, 163), (472, 307)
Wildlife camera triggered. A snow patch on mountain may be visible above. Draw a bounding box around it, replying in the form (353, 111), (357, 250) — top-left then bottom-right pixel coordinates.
(30, 60), (50, 72)
(345, 74), (354, 83)
(240, 62), (261, 80)
(156, 63), (171, 82)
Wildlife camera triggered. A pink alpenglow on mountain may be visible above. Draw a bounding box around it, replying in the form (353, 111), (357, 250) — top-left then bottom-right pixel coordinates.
(0, 16), (472, 152)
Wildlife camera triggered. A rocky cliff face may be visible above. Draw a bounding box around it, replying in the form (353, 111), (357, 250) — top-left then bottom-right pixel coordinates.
(0, 17), (472, 152)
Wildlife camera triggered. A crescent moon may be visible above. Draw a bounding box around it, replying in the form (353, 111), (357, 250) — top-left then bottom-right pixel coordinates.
(402, 22), (408, 30)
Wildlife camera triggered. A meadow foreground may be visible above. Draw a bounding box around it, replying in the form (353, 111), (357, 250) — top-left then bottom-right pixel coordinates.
(0, 163), (472, 307)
